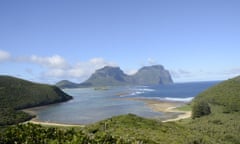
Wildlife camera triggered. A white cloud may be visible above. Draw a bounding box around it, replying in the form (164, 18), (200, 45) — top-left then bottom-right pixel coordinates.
(6, 50), (240, 83)
(37, 57), (117, 82)
(30, 55), (68, 69)
(0, 50), (116, 83)
(0, 50), (11, 62)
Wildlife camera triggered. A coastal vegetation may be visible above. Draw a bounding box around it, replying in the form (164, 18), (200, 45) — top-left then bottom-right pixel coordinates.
(0, 123), (141, 144)
(186, 76), (240, 143)
(191, 100), (211, 118)
(0, 76), (72, 126)
(1, 75), (240, 143)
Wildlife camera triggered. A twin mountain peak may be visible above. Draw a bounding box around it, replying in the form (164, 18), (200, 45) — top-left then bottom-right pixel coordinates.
(56, 65), (173, 88)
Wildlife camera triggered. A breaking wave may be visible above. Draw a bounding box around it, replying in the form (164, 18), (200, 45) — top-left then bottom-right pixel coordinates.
(130, 88), (155, 96)
(164, 97), (194, 102)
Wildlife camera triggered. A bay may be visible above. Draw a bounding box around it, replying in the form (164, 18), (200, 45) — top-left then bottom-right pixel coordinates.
(33, 81), (220, 124)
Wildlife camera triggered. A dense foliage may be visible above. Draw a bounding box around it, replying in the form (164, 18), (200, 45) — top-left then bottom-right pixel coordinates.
(0, 108), (34, 126)
(186, 108), (240, 144)
(0, 76), (72, 126)
(192, 100), (211, 118)
(86, 114), (195, 144)
(193, 76), (240, 113)
(187, 76), (240, 143)
(2, 112), (239, 144)
(0, 123), (143, 144)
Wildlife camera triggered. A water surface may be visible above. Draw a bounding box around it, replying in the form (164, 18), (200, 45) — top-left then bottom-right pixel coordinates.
(34, 81), (219, 124)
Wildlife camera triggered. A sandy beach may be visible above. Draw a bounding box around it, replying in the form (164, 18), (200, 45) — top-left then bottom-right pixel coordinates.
(26, 119), (85, 127)
(127, 98), (192, 122)
(22, 107), (85, 127)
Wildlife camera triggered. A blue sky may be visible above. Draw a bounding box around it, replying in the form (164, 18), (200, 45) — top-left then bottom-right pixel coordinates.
(0, 0), (240, 83)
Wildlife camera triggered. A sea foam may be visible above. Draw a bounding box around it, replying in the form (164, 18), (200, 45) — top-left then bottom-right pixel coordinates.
(164, 97), (194, 102)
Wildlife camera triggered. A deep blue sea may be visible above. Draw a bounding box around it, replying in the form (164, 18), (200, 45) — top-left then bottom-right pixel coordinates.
(34, 81), (220, 124)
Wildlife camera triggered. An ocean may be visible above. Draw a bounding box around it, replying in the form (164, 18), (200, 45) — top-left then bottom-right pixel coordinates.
(33, 81), (220, 124)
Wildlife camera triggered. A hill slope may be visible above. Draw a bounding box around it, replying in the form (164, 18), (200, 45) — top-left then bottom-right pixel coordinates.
(0, 75), (72, 125)
(193, 76), (240, 113)
(187, 76), (240, 143)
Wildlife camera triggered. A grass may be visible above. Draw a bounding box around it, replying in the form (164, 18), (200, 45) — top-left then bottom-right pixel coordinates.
(85, 114), (195, 144)
(175, 103), (192, 111)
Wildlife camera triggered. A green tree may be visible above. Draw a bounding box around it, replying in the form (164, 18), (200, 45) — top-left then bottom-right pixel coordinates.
(192, 100), (211, 119)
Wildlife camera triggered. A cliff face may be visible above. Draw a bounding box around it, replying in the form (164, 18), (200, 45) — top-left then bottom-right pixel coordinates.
(56, 65), (173, 88)
(81, 66), (129, 86)
(131, 65), (173, 85)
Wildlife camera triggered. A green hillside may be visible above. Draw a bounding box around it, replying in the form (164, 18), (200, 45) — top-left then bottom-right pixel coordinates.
(0, 114), (198, 144)
(193, 76), (240, 113)
(188, 76), (240, 143)
(1, 76), (240, 143)
(0, 75), (72, 125)
(85, 114), (194, 144)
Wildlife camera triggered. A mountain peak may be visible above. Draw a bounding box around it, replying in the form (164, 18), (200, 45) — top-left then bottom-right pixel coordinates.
(95, 66), (124, 75)
(133, 65), (173, 85)
(56, 65), (173, 88)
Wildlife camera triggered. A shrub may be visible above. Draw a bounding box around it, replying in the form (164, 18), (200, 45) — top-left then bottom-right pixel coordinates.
(192, 101), (211, 119)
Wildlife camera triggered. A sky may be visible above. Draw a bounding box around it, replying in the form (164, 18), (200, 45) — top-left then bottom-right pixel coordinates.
(0, 0), (240, 84)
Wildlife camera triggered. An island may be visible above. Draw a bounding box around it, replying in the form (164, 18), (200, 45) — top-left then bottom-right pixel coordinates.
(56, 65), (173, 88)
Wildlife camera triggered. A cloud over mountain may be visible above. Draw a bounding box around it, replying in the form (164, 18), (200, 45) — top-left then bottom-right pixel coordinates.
(0, 49), (117, 83)
(1, 49), (239, 83)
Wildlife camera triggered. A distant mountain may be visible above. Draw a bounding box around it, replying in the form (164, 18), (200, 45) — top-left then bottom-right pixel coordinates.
(80, 66), (130, 86)
(132, 65), (173, 85)
(57, 65), (173, 88)
(56, 80), (79, 88)
(0, 75), (72, 125)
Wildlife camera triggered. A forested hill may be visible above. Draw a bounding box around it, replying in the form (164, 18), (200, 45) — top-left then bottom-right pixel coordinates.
(0, 75), (72, 125)
(192, 76), (240, 115)
(188, 76), (240, 143)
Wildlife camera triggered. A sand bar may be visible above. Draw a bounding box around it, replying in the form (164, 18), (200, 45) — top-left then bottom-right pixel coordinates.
(127, 98), (192, 122)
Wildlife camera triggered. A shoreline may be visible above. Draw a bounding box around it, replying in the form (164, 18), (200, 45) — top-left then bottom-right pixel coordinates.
(127, 98), (192, 122)
(22, 98), (192, 127)
(25, 119), (85, 127)
(22, 107), (85, 127)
